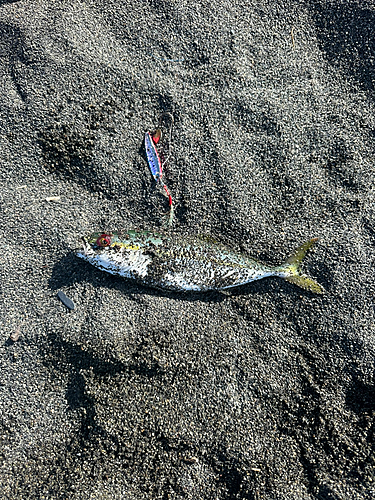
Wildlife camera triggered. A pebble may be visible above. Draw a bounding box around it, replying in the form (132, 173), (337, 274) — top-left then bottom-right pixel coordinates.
(57, 291), (75, 310)
(10, 326), (20, 342)
(45, 196), (61, 202)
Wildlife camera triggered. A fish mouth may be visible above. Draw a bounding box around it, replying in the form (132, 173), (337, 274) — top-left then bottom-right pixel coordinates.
(77, 237), (95, 259)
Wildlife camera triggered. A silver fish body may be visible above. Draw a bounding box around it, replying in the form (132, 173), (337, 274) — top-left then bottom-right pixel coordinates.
(77, 230), (323, 293)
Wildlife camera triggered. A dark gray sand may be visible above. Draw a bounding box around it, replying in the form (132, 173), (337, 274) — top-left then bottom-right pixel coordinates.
(1, 0), (375, 498)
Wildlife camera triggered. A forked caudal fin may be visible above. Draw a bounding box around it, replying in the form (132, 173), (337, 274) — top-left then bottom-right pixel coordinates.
(281, 238), (324, 294)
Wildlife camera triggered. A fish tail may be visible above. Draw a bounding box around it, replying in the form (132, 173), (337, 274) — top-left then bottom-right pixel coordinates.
(280, 238), (324, 294)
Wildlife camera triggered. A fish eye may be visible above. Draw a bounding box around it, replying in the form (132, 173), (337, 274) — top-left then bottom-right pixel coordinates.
(96, 234), (112, 247)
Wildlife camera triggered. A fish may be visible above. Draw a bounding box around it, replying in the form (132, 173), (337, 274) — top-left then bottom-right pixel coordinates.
(77, 230), (324, 293)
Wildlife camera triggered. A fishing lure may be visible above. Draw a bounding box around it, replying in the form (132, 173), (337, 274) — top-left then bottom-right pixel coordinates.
(145, 113), (174, 226)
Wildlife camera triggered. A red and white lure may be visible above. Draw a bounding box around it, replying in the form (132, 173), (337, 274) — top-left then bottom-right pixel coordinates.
(144, 113), (174, 226)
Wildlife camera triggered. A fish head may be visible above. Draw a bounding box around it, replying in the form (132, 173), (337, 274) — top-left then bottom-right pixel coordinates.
(78, 230), (165, 259)
(77, 230), (164, 280)
(79, 231), (142, 256)
(86, 232), (140, 249)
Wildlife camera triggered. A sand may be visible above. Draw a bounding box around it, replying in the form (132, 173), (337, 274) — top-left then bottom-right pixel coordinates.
(1, 0), (375, 498)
